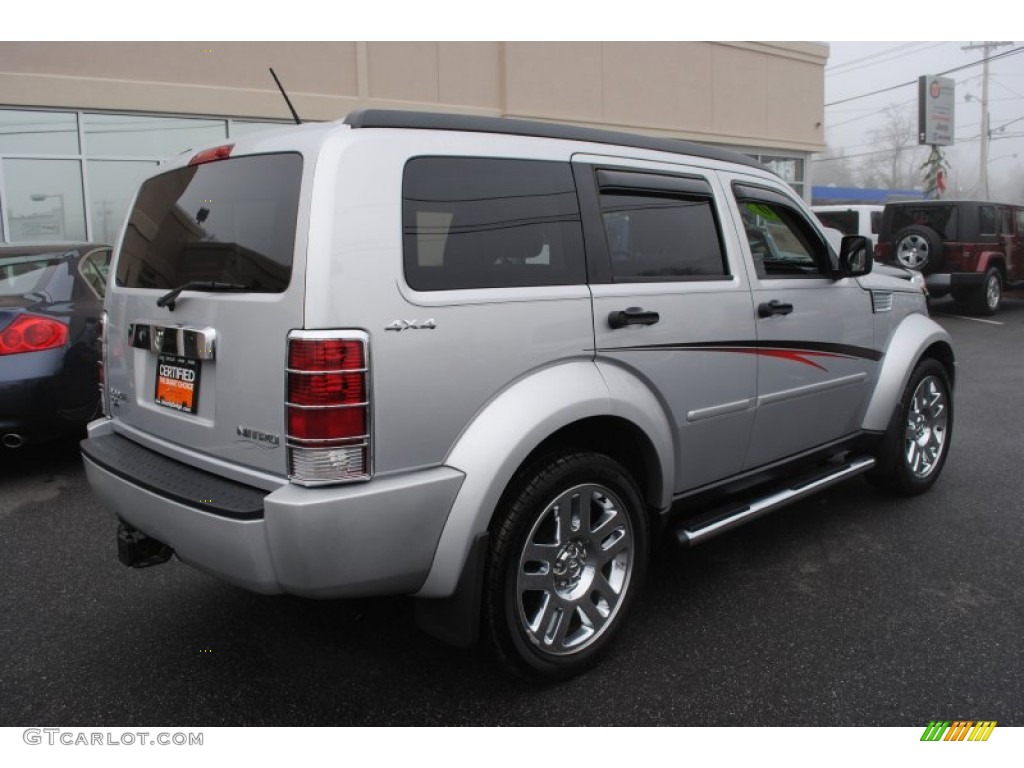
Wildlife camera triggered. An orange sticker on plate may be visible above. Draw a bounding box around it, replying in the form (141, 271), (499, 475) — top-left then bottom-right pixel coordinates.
(155, 355), (200, 414)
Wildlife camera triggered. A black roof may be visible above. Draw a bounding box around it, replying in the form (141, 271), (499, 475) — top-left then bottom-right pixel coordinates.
(883, 199), (1019, 208)
(344, 109), (765, 171)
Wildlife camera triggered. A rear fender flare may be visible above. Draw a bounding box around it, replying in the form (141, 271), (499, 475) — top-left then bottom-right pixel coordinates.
(861, 313), (955, 432)
(976, 252), (1003, 275)
(415, 360), (673, 598)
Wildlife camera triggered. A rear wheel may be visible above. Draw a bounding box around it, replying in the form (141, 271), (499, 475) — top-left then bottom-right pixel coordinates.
(484, 452), (648, 679)
(867, 358), (952, 495)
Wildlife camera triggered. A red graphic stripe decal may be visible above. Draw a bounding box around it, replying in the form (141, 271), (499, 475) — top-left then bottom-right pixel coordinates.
(703, 347), (850, 371)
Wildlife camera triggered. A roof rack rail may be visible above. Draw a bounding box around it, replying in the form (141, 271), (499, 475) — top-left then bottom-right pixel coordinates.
(343, 109), (765, 170)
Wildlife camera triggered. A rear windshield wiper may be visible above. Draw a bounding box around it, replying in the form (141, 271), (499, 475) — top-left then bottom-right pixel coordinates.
(157, 281), (249, 311)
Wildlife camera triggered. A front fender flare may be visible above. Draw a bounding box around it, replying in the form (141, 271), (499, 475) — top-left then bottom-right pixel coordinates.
(415, 360), (673, 598)
(861, 313), (955, 432)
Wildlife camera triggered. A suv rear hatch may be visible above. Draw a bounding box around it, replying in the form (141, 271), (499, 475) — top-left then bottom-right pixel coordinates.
(104, 148), (305, 479)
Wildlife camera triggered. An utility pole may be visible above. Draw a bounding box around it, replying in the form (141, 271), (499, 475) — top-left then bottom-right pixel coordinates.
(962, 41), (1012, 199)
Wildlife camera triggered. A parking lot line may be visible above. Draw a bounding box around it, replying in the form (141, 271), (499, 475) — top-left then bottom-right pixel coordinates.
(932, 313), (1005, 326)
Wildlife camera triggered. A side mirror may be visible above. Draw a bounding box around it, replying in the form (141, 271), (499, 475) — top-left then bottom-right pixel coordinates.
(839, 235), (872, 277)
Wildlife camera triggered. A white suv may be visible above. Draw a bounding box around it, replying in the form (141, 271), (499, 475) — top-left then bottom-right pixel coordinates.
(813, 204), (884, 248)
(82, 111), (955, 678)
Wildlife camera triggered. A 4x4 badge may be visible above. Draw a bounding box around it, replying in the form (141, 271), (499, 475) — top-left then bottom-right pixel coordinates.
(385, 319), (437, 332)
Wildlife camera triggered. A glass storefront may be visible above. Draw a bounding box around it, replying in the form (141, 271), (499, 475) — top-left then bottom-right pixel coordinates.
(746, 152), (807, 200)
(0, 108), (289, 245)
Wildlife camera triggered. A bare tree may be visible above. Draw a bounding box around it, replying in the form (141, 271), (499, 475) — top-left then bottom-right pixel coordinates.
(858, 104), (925, 190)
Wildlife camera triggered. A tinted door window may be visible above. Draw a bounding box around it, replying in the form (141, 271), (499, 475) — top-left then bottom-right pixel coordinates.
(979, 206), (997, 236)
(600, 192), (727, 281)
(402, 157), (585, 291)
(998, 207), (1013, 236)
(737, 199), (829, 278)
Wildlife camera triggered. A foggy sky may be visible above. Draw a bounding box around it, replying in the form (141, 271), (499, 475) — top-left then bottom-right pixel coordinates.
(822, 41), (1024, 199)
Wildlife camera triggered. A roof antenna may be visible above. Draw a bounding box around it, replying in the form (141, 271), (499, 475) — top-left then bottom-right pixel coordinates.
(269, 67), (302, 125)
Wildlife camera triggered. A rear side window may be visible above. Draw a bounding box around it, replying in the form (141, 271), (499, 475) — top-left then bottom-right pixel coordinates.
(116, 153), (302, 291)
(79, 248), (111, 299)
(600, 192), (727, 281)
(815, 211), (856, 235)
(402, 157), (586, 291)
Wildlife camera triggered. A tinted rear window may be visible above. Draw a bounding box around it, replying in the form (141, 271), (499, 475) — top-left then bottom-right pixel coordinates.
(402, 157), (586, 291)
(116, 153), (302, 291)
(0, 251), (74, 299)
(889, 205), (957, 240)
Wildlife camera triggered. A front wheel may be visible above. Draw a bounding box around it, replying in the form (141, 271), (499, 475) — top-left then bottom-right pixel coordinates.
(867, 358), (952, 495)
(970, 266), (1002, 316)
(484, 452), (649, 679)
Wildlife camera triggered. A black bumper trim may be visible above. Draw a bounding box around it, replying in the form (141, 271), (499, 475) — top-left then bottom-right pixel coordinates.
(81, 433), (269, 520)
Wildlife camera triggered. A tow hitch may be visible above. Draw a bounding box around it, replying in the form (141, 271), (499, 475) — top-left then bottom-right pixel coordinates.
(117, 523), (173, 568)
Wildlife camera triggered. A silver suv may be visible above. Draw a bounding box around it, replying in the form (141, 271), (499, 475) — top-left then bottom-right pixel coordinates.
(82, 111), (955, 678)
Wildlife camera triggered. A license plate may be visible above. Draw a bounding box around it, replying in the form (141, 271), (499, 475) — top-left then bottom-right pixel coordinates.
(154, 354), (201, 414)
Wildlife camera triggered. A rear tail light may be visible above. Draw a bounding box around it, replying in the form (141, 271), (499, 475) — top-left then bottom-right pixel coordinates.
(0, 314), (68, 356)
(286, 332), (370, 485)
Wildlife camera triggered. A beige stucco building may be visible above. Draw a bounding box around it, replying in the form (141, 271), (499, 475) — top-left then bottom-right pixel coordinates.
(0, 41), (828, 244)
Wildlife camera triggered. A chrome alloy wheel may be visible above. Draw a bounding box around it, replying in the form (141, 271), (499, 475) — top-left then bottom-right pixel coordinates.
(516, 483), (634, 656)
(896, 234), (930, 269)
(985, 271), (1002, 311)
(904, 374), (949, 479)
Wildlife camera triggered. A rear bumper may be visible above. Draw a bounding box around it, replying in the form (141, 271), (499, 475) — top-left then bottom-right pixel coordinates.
(924, 272), (986, 296)
(82, 420), (465, 598)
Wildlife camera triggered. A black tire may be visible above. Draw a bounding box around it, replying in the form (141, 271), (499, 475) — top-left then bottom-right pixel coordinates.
(969, 266), (1002, 316)
(867, 358), (953, 495)
(892, 225), (943, 273)
(484, 452), (649, 680)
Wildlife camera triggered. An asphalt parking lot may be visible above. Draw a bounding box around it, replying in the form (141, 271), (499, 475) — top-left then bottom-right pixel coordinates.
(1, 296), (1022, 727)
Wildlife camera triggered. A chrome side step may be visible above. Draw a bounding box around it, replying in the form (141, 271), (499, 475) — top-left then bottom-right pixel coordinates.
(675, 456), (876, 546)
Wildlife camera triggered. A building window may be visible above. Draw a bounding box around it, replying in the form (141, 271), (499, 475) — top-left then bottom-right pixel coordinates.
(2, 158), (87, 242)
(744, 152), (806, 200)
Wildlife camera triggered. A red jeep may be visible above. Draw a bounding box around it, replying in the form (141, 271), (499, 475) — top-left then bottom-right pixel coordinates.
(875, 200), (1024, 315)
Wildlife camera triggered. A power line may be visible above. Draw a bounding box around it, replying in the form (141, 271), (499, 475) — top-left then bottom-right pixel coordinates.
(826, 42), (925, 72)
(825, 45), (1024, 108)
(826, 42), (951, 77)
(812, 131), (1024, 163)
